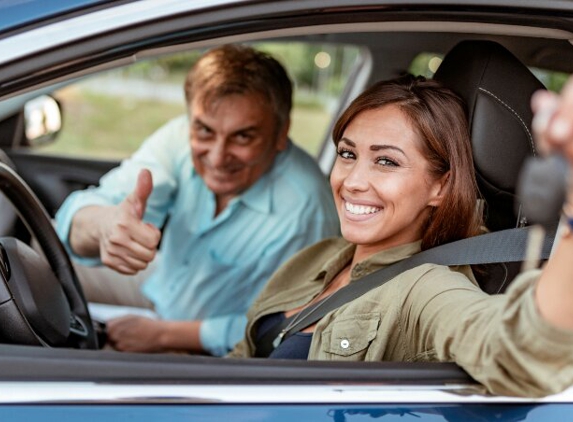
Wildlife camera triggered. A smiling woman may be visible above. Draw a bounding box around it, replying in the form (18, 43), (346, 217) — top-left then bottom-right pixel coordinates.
(332, 104), (449, 257)
(229, 75), (573, 398)
(330, 77), (481, 254)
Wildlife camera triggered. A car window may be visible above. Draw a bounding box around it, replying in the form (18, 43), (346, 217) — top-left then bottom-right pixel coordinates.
(35, 42), (362, 160)
(408, 52), (444, 78)
(531, 68), (571, 92)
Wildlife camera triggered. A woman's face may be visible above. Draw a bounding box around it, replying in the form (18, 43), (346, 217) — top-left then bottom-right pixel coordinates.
(330, 104), (446, 255)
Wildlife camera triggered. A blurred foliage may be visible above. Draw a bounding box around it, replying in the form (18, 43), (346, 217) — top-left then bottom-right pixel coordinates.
(409, 52), (443, 79)
(256, 42), (361, 95)
(46, 90), (185, 159)
(531, 68), (570, 92)
(115, 42), (361, 96)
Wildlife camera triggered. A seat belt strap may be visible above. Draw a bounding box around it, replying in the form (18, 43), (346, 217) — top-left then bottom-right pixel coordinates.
(256, 224), (555, 356)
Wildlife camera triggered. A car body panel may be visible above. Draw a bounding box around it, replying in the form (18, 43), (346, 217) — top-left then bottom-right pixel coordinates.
(0, 0), (113, 36)
(2, 404), (572, 422)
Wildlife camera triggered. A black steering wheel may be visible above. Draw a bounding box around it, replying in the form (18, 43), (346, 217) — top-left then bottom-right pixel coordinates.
(0, 162), (98, 349)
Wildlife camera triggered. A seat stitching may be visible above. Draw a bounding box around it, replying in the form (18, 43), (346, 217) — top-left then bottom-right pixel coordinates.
(478, 87), (536, 155)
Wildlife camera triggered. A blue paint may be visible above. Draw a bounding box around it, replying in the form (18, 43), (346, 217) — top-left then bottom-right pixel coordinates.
(0, 404), (570, 421)
(0, 0), (114, 34)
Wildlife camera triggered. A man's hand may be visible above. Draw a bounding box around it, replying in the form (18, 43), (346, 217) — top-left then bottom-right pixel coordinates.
(106, 315), (166, 352)
(98, 169), (162, 274)
(106, 315), (204, 353)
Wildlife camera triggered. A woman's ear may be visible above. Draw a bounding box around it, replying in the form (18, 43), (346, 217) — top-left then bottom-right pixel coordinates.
(427, 171), (450, 207)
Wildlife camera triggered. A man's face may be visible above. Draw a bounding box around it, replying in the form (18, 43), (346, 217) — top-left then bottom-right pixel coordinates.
(190, 93), (288, 208)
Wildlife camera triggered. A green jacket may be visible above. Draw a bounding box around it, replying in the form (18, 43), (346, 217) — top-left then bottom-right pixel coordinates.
(229, 238), (573, 397)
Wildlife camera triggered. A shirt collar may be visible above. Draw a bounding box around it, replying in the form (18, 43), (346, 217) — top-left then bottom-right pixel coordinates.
(351, 241), (422, 279)
(191, 141), (293, 215)
(313, 240), (423, 285)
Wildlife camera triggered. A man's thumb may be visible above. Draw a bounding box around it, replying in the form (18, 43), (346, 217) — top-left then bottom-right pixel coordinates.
(129, 169), (153, 219)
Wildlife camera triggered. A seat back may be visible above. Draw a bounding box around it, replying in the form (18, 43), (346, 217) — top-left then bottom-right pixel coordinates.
(433, 40), (547, 293)
(434, 40), (545, 232)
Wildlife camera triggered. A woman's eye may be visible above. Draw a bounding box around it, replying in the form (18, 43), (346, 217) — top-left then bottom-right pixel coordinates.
(337, 149), (355, 159)
(376, 157), (398, 167)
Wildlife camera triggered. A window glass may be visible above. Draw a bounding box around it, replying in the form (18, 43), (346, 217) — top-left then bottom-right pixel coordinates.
(38, 42), (362, 159)
(408, 52), (444, 78)
(530, 68), (570, 92)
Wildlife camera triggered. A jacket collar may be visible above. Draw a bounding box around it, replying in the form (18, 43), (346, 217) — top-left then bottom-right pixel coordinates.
(314, 240), (423, 285)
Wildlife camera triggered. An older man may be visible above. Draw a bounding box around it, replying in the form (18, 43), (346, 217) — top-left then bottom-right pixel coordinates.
(55, 44), (339, 356)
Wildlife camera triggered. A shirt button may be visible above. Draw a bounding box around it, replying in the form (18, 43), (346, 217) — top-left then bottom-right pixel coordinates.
(340, 339), (350, 349)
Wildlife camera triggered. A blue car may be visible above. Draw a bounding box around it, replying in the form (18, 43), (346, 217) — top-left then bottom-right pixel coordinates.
(0, 1), (572, 420)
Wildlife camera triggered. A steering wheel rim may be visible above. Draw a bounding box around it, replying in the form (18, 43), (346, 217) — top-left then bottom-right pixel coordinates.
(0, 162), (98, 349)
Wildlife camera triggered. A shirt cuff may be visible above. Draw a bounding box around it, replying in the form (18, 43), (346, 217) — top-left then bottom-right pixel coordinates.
(200, 314), (248, 357)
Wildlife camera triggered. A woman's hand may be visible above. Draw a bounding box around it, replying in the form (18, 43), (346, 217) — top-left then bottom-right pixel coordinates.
(531, 78), (573, 168)
(532, 76), (573, 331)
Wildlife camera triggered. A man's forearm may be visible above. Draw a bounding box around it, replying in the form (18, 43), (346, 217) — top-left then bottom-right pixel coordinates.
(69, 205), (107, 258)
(159, 320), (204, 353)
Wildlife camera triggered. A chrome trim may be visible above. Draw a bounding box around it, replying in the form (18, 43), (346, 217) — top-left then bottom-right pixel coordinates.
(0, 382), (572, 404)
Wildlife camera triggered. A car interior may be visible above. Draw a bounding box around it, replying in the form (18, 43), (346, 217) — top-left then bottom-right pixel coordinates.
(434, 39), (552, 294)
(0, 6), (571, 387)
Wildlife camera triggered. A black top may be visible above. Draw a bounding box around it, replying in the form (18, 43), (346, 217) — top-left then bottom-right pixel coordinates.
(256, 312), (312, 360)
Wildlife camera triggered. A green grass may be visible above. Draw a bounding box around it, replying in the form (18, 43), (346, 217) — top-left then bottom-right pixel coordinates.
(42, 90), (186, 159)
(39, 89), (332, 159)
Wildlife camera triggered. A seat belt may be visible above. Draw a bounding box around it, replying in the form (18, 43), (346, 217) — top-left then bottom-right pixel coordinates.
(254, 224), (556, 358)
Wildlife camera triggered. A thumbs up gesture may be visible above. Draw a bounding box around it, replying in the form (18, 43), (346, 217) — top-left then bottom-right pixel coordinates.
(99, 169), (162, 274)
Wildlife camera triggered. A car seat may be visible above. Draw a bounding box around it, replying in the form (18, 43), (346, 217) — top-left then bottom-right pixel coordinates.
(433, 40), (549, 293)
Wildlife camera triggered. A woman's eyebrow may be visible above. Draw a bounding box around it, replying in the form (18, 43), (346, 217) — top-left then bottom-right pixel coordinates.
(340, 137), (406, 157)
(339, 137), (355, 147)
(370, 144), (406, 157)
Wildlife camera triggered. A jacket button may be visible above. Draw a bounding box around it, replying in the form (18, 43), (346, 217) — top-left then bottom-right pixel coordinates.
(340, 339), (350, 349)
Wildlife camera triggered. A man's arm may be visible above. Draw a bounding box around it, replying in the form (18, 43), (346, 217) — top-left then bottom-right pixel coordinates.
(55, 114), (188, 267)
(68, 169), (162, 275)
(106, 316), (203, 353)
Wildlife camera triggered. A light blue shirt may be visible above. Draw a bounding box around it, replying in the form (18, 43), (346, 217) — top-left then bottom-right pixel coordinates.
(55, 115), (340, 356)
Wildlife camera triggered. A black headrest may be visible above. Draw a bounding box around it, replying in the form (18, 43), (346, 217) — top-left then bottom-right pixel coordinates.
(434, 40), (545, 231)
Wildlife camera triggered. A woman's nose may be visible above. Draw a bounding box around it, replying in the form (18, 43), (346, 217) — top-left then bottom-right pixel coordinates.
(343, 160), (369, 191)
